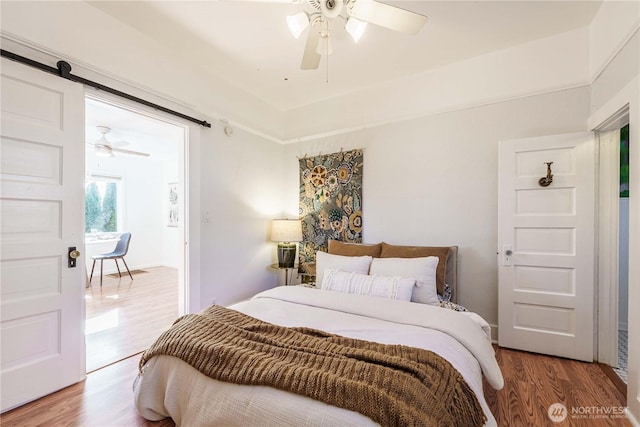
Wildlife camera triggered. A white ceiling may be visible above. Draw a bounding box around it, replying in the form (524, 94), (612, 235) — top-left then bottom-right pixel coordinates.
(88, 0), (601, 112)
(85, 98), (183, 158)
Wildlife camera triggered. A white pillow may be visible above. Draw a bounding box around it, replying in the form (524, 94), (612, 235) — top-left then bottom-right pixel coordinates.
(315, 251), (372, 288)
(322, 269), (415, 301)
(369, 256), (439, 304)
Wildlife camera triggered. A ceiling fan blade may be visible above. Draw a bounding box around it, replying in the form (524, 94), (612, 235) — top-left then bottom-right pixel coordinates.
(111, 147), (151, 157)
(111, 139), (130, 148)
(301, 24), (321, 70)
(349, 0), (427, 35)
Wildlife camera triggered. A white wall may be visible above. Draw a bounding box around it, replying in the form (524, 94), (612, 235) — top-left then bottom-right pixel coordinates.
(283, 87), (590, 326)
(282, 27), (590, 141)
(198, 125), (284, 308)
(589, 1), (640, 79)
(84, 154), (164, 274)
(161, 141), (181, 269)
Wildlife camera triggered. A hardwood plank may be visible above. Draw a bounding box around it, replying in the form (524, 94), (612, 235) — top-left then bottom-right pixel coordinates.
(85, 266), (179, 372)
(486, 346), (630, 426)
(0, 355), (175, 427)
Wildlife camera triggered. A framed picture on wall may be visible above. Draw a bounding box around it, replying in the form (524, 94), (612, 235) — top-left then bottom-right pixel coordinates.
(168, 182), (178, 227)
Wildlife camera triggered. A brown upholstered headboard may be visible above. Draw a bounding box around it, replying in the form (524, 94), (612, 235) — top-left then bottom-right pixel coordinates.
(327, 241), (459, 303)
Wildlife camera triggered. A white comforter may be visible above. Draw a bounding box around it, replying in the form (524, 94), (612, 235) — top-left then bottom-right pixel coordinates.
(134, 287), (504, 426)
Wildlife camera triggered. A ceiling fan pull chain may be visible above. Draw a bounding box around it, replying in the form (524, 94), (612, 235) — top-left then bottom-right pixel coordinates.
(326, 31), (330, 83)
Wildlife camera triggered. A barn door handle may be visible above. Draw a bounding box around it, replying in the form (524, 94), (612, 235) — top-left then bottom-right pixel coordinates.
(538, 162), (553, 187)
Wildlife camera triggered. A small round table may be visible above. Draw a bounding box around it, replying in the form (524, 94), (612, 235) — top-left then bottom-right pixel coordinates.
(270, 264), (298, 286)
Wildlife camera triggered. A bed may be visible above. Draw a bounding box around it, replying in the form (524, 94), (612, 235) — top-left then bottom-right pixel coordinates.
(134, 242), (503, 426)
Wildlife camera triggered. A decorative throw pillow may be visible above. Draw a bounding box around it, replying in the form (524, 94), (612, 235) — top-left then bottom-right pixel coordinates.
(315, 251), (373, 288)
(438, 283), (453, 303)
(322, 269), (415, 301)
(437, 301), (468, 312)
(379, 243), (450, 295)
(369, 256), (439, 305)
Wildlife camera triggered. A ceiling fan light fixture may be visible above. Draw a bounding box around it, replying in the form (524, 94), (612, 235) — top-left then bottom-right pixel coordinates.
(95, 144), (114, 158)
(287, 12), (309, 39)
(345, 17), (367, 43)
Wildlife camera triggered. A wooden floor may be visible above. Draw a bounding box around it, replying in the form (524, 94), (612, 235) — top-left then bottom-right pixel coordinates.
(0, 355), (174, 427)
(85, 266), (179, 372)
(485, 346), (629, 426)
(2, 343), (628, 426)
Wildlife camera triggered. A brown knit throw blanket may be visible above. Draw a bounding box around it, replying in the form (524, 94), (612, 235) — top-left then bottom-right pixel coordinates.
(140, 305), (486, 427)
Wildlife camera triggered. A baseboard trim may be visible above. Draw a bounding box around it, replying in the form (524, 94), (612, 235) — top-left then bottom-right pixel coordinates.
(489, 323), (498, 344)
(627, 407), (640, 427)
(598, 363), (627, 399)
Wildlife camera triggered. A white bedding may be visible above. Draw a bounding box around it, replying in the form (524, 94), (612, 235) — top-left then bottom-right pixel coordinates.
(134, 286), (504, 426)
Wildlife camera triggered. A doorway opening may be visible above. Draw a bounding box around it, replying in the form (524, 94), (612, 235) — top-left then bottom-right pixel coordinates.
(83, 97), (187, 372)
(614, 124), (630, 384)
(595, 107), (630, 392)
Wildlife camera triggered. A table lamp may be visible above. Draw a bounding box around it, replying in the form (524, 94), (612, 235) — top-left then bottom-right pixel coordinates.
(271, 219), (302, 268)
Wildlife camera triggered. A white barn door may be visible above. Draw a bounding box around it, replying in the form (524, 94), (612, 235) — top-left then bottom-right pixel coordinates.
(1, 59), (85, 411)
(498, 132), (595, 362)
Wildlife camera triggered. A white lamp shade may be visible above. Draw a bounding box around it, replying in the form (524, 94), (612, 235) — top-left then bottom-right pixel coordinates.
(345, 17), (367, 43)
(271, 219), (302, 242)
(287, 12), (309, 39)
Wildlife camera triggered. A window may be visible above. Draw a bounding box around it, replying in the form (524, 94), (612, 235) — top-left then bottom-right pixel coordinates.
(85, 175), (123, 234)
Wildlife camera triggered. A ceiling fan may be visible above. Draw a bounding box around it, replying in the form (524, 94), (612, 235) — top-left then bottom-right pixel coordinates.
(285, 0), (428, 69)
(87, 126), (150, 158)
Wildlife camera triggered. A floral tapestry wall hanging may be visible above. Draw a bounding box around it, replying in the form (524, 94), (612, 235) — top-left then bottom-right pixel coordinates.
(298, 149), (363, 275)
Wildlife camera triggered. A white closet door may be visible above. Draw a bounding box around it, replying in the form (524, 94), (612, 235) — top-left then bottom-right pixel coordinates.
(498, 132), (595, 362)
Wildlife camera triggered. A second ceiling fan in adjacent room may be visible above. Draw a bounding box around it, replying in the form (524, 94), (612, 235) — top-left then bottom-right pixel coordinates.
(87, 126), (150, 158)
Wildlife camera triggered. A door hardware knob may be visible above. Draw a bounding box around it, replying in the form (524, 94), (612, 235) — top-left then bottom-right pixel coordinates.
(68, 246), (80, 268)
(502, 245), (513, 266)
